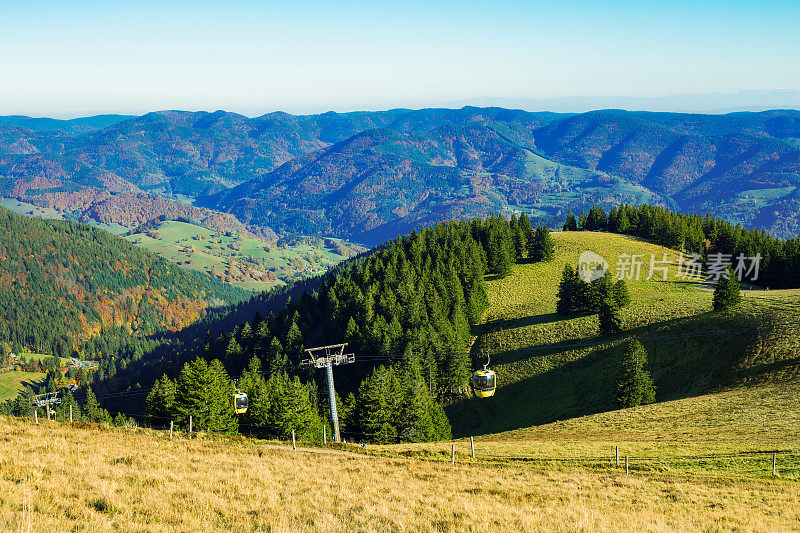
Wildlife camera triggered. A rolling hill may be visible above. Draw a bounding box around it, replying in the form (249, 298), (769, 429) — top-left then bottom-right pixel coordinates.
(4, 108), (800, 243)
(0, 205), (246, 357)
(3, 220), (800, 530)
(201, 124), (669, 244)
(124, 219), (363, 292)
(446, 231), (800, 437)
(200, 108), (800, 241)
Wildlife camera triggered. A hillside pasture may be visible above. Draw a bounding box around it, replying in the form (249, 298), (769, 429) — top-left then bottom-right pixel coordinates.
(125, 221), (360, 292)
(449, 232), (798, 437)
(0, 371), (44, 402)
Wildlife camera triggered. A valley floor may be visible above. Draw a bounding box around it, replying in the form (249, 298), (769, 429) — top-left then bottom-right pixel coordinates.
(1, 415), (799, 532)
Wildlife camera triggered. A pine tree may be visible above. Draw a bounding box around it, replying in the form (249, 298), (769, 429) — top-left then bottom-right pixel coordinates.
(578, 210), (588, 230)
(283, 374), (323, 441)
(55, 389), (81, 423)
(174, 357), (238, 434)
(264, 336), (287, 374)
(356, 365), (401, 444)
(223, 335), (245, 374)
(585, 206), (607, 231)
(617, 209), (631, 233)
(563, 210), (578, 231)
(442, 348), (470, 396)
(238, 356), (271, 437)
(614, 279), (631, 307)
(616, 341), (656, 408)
(486, 220), (513, 277)
(528, 226), (555, 262)
(284, 319), (304, 363)
(83, 387), (111, 424)
(144, 374), (176, 427)
(206, 359), (239, 434)
(598, 298), (623, 335)
(713, 268), (742, 311)
(518, 213), (534, 258)
(556, 264), (578, 315)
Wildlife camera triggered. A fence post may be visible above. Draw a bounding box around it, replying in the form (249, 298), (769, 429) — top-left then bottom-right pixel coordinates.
(773, 453), (777, 476)
(69, 405), (73, 423)
(170, 421), (174, 440)
(323, 426), (326, 445)
(189, 415), (192, 436)
(292, 430), (296, 452)
(451, 444), (455, 464)
(470, 436), (475, 459)
(34, 409), (38, 424)
(615, 446), (619, 468)
(625, 455), (629, 475)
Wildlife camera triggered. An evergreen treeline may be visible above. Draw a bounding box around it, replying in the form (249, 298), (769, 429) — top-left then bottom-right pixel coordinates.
(141, 215), (553, 443)
(556, 268), (630, 316)
(563, 204), (800, 288)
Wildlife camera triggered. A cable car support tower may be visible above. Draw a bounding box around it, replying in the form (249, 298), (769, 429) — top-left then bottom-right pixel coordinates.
(302, 343), (354, 443)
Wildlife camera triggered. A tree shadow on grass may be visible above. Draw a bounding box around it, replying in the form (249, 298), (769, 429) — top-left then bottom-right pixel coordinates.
(451, 307), (788, 437)
(471, 312), (566, 336)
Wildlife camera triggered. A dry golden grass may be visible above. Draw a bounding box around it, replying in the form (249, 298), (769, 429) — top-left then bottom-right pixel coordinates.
(1, 416), (799, 532)
(395, 381), (800, 480)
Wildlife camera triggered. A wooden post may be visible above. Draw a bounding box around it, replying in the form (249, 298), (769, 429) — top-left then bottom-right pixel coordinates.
(323, 426), (327, 445)
(170, 421), (174, 440)
(470, 436), (475, 459)
(292, 430), (296, 451)
(46, 401), (50, 421)
(189, 415), (192, 436)
(69, 405), (73, 423)
(615, 446), (619, 468)
(451, 444), (455, 464)
(773, 453), (777, 476)
(34, 409), (38, 424)
(625, 455), (629, 475)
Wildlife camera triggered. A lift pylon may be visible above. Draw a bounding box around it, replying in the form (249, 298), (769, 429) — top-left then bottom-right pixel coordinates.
(302, 343), (354, 443)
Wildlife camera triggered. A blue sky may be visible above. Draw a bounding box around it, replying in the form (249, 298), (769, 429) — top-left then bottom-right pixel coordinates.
(1, 0), (798, 117)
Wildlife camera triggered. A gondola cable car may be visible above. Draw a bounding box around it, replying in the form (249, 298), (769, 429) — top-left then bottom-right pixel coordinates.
(232, 381), (248, 414)
(472, 351), (496, 398)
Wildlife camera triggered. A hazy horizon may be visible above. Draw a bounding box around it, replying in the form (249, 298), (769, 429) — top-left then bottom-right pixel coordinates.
(2, 0), (799, 118)
(2, 89), (800, 121)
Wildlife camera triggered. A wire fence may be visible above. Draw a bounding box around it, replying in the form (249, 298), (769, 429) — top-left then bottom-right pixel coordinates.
(13, 410), (797, 480)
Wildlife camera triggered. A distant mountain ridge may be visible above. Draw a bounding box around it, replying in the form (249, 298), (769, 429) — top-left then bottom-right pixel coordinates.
(1, 107), (800, 242)
(449, 89), (800, 114)
(0, 114), (133, 135)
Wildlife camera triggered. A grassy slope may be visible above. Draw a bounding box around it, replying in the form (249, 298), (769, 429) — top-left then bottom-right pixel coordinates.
(394, 379), (800, 479)
(2, 416), (799, 531)
(125, 221), (355, 292)
(448, 231), (800, 438)
(0, 372), (44, 402)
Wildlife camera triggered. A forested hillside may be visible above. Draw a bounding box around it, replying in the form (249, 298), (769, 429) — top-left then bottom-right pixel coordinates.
(0, 206), (246, 358)
(99, 204), (800, 446)
(125, 214), (550, 443)
(4, 108), (800, 243)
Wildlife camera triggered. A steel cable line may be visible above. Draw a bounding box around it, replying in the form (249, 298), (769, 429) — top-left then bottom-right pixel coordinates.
(92, 318), (787, 402)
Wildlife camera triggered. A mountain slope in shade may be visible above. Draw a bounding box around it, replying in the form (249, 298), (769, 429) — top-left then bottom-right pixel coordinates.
(204, 109), (800, 241)
(201, 124), (668, 244)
